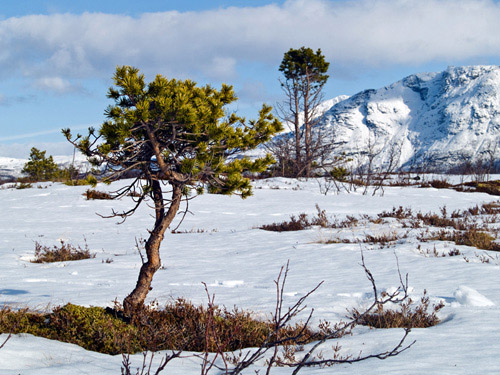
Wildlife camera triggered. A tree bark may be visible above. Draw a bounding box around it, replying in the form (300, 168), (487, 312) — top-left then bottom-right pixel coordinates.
(293, 84), (301, 176)
(304, 74), (311, 178)
(123, 183), (183, 315)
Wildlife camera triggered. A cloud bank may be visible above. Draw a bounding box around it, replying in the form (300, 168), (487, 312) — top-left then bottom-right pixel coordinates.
(0, 0), (499, 85)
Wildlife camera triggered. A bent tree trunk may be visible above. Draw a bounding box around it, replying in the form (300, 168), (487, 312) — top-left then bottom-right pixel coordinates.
(123, 184), (182, 315)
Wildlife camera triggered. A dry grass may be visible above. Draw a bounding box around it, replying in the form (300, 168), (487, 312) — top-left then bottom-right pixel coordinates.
(31, 240), (95, 263)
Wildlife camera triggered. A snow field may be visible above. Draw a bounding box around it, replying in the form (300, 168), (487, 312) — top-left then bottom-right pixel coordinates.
(0, 177), (499, 374)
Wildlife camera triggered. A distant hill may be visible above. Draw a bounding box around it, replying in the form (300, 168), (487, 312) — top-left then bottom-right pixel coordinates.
(0, 154), (89, 181)
(319, 65), (500, 171)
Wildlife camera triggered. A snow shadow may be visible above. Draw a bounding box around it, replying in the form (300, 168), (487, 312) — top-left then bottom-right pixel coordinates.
(0, 288), (29, 295)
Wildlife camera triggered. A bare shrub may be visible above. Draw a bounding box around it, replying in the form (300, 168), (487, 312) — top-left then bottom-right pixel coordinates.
(416, 245), (462, 258)
(121, 351), (181, 375)
(0, 333), (11, 350)
(227, 257), (415, 375)
(31, 240), (95, 263)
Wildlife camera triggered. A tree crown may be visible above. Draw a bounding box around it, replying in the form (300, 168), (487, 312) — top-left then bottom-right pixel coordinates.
(279, 47), (329, 88)
(64, 66), (282, 199)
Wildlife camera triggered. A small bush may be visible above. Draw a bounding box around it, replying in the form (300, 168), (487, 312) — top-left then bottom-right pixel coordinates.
(427, 180), (452, 189)
(425, 229), (500, 252)
(363, 232), (403, 244)
(84, 189), (113, 200)
(65, 174), (98, 186)
(378, 206), (413, 220)
(260, 205), (337, 232)
(329, 166), (349, 181)
(15, 182), (33, 189)
(31, 240), (95, 263)
(460, 180), (500, 196)
(453, 229), (500, 251)
(416, 245), (462, 258)
(352, 291), (443, 329)
(260, 213), (310, 232)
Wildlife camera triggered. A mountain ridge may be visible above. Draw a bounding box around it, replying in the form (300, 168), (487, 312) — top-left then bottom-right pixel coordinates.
(321, 65), (500, 171)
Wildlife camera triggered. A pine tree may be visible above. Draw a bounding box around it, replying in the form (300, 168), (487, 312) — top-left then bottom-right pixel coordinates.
(63, 66), (282, 314)
(22, 147), (60, 181)
(277, 47), (330, 177)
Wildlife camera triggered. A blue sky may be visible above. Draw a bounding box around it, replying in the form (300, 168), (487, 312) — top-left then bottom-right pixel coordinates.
(1, 0), (500, 157)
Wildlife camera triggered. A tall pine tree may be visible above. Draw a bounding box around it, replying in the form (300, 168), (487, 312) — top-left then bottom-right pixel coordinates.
(277, 47), (329, 177)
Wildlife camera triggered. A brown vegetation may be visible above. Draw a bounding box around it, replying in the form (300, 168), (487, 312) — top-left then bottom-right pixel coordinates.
(425, 229), (500, 252)
(31, 240), (95, 263)
(84, 189), (113, 200)
(352, 291), (443, 329)
(0, 299), (317, 355)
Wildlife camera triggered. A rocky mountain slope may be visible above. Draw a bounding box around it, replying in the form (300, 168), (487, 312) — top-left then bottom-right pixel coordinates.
(321, 65), (500, 171)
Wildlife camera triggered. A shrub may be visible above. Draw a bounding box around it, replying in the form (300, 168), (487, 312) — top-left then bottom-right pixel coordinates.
(84, 189), (113, 200)
(0, 300), (316, 355)
(260, 205), (334, 232)
(352, 291), (443, 329)
(459, 180), (500, 196)
(260, 213), (310, 232)
(427, 180), (452, 189)
(330, 166), (349, 181)
(363, 232), (403, 244)
(424, 229), (500, 252)
(64, 174), (98, 186)
(31, 240), (95, 263)
(378, 206), (413, 220)
(453, 229), (500, 251)
(15, 182), (33, 189)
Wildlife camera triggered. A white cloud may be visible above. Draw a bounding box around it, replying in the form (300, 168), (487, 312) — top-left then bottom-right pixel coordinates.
(0, 125), (92, 142)
(0, 0), (500, 84)
(34, 76), (75, 93)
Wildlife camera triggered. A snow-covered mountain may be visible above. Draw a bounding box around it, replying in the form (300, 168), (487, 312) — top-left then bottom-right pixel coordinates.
(321, 65), (500, 171)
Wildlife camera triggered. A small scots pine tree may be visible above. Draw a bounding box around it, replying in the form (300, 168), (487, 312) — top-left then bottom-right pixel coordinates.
(64, 66), (282, 315)
(22, 147), (60, 181)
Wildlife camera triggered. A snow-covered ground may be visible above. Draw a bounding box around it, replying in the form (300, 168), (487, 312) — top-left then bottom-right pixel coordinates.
(0, 178), (499, 374)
